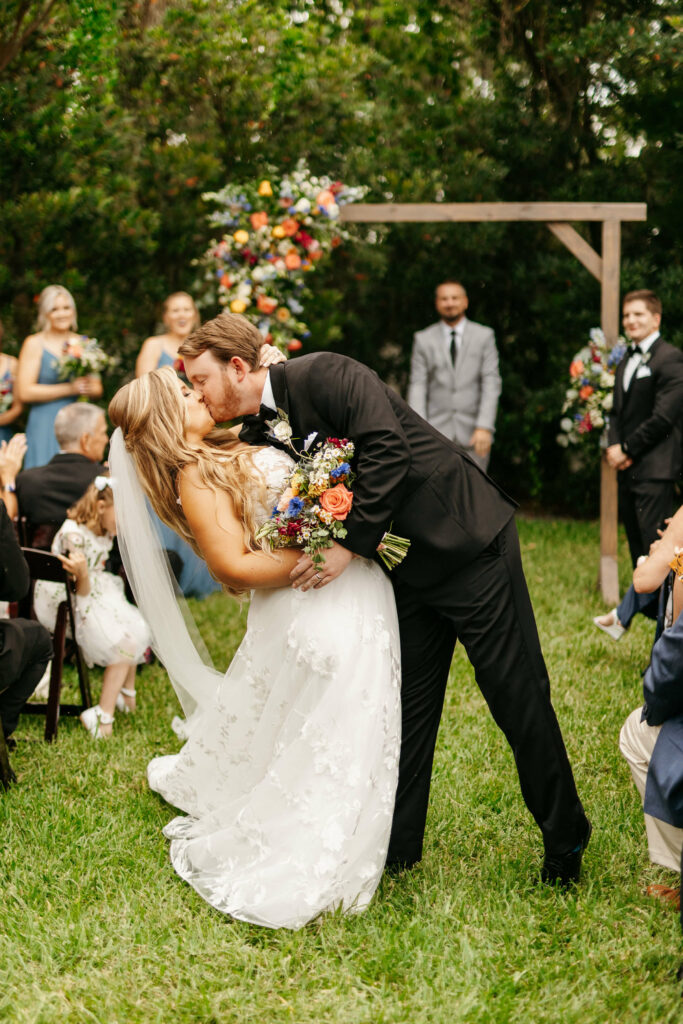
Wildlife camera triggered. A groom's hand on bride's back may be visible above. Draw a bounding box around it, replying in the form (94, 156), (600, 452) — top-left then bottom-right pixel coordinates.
(290, 543), (353, 591)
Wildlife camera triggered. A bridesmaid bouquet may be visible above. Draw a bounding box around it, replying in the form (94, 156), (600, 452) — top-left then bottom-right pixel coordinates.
(58, 336), (110, 380)
(256, 424), (410, 571)
(0, 378), (12, 413)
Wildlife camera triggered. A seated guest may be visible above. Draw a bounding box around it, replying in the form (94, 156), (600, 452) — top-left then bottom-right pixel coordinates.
(620, 506), (683, 906)
(10, 402), (108, 531)
(0, 501), (52, 745)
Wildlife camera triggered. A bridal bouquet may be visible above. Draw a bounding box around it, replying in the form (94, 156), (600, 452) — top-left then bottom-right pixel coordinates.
(58, 336), (111, 380)
(256, 421), (410, 571)
(195, 160), (367, 352)
(557, 328), (627, 447)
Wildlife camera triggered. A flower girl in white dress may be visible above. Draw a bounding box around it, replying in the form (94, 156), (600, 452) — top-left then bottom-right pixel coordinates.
(34, 475), (151, 738)
(107, 367), (401, 929)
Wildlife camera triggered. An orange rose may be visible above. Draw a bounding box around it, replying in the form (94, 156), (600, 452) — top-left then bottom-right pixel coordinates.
(316, 189), (334, 208)
(319, 483), (353, 520)
(281, 217), (300, 236)
(257, 294), (278, 314)
(569, 359), (584, 378)
(579, 385), (594, 400)
(285, 250), (301, 270)
(220, 273), (232, 288)
(250, 211), (269, 230)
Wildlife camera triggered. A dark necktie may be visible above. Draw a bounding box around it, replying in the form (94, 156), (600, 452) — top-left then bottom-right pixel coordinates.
(450, 329), (457, 367)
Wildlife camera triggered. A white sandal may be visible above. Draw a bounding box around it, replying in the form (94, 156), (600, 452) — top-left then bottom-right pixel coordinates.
(115, 687), (137, 714)
(80, 705), (115, 739)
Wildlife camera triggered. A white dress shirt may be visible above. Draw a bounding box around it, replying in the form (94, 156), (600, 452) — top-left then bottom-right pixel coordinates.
(261, 372), (276, 412)
(623, 331), (660, 391)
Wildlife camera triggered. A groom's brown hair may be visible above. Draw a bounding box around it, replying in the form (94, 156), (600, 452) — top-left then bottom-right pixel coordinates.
(179, 312), (263, 369)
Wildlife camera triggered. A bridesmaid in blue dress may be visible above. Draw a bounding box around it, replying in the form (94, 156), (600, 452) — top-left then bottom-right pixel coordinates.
(136, 293), (220, 599)
(16, 286), (103, 469)
(0, 320), (23, 444)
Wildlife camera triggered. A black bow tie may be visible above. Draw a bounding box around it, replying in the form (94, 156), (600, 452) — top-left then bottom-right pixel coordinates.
(629, 344), (643, 357)
(259, 404), (277, 421)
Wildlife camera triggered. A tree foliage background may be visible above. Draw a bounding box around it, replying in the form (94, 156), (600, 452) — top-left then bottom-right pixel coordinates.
(1, 0), (681, 510)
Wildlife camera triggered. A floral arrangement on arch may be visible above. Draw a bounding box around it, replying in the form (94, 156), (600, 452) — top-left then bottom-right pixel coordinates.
(557, 328), (627, 448)
(194, 160), (367, 352)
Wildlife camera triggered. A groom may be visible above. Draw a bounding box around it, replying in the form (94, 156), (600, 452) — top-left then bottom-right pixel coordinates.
(180, 313), (591, 884)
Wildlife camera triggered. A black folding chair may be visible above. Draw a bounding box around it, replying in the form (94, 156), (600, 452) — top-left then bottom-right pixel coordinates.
(16, 548), (92, 742)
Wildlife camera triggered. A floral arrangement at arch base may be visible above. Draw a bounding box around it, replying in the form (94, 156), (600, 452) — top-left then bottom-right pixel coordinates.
(557, 328), (627, 448)
(194, 161), (367, 353)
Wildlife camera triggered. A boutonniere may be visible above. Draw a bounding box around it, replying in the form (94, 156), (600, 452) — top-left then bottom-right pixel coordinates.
(641, 351), (652, 365)
(264, 408), (296, 449)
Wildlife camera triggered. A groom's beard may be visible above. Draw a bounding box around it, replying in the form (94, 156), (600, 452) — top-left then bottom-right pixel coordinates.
(203, 370), (244, 424)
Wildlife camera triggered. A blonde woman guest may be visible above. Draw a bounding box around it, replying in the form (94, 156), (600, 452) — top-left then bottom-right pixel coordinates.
(0, 320), (23, 444)
(135, 292), (199, 378)
(16, 286), (103, 469)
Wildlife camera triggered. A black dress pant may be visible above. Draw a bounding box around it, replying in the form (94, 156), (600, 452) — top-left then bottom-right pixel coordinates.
(619, 476), (676, 568)
(386, 518), (588, 866)
(0, 619), (52, 736)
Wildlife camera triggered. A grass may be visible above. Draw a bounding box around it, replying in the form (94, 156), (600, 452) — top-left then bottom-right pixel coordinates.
(2, 516), (683, 1023)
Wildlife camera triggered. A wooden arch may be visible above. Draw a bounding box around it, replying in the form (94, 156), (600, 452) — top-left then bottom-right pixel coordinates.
(340, 201), (648, 603)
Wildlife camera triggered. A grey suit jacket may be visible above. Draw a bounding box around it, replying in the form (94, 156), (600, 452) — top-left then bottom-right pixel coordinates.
(407, 319), (502, 448)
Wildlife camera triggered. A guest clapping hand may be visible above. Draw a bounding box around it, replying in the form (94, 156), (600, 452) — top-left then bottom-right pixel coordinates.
(0, 433), (27, 517)
(16, 286), (103, 470)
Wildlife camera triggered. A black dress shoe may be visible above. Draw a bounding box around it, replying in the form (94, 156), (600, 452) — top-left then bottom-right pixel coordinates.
(541, 819), (592, 888)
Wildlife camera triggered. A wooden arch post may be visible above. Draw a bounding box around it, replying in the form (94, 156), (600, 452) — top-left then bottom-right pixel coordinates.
(341, 202), (647, 603)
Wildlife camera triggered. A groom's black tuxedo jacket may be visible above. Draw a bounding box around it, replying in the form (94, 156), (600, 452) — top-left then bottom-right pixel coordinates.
(607, 336), (683, 482)
(240, 353), (516, 588)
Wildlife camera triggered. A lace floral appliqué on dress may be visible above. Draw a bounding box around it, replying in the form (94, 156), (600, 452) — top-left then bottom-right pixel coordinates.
(147, 447), (401, 929)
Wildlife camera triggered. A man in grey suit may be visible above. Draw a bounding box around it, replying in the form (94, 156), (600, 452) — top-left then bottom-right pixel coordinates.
(408, 280), (502, 471)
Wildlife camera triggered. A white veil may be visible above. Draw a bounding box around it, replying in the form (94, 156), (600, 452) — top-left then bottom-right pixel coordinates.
(108, 427), (223, 726)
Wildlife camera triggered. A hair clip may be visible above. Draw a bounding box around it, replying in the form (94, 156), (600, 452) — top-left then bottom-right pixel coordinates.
(93, 475), (110, 492)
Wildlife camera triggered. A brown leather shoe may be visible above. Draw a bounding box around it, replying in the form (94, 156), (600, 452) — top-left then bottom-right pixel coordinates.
(646, 883), (681, 910)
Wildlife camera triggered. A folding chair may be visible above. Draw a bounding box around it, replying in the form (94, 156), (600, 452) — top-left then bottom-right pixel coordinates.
(17, 548), (92, 742)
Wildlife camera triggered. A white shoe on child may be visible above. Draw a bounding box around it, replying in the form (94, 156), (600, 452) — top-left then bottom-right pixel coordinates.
(593, 609), (626, 641)
(80, 705), (114, 739)
(115, 687), (136, 714)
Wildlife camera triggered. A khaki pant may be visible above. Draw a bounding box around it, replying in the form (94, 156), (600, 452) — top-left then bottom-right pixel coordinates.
(619, 707), (683, 873)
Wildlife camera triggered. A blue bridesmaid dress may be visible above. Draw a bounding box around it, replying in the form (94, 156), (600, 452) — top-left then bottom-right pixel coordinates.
(153, 349), (220, 600)
(24, 349), (76, 469)
(0, 364), (15, 444)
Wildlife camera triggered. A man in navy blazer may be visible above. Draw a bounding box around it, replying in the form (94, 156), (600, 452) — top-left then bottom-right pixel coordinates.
(620, 580), (683, 904)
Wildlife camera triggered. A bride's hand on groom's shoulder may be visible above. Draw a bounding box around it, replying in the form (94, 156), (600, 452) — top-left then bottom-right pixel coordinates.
(290, 542), (353, 591)
(259, 343), (287, 368)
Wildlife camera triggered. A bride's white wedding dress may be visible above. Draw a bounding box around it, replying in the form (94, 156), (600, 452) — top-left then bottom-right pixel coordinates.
(146, 448), (401, 929)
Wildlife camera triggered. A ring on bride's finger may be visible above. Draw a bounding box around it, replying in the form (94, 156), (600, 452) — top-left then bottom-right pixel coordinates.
(315, 572), (323, 581)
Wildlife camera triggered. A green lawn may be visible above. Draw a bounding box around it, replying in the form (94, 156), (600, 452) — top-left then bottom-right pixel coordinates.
(2, 517), (682, 1023)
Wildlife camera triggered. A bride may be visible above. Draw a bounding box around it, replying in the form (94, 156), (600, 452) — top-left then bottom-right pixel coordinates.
(107, 367), (401, 929)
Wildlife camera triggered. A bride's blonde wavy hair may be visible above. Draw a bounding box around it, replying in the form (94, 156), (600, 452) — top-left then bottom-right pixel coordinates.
(108, 366), (266, 567)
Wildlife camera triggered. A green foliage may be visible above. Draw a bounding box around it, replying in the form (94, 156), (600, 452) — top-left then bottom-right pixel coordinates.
(1, 1), (682, 508)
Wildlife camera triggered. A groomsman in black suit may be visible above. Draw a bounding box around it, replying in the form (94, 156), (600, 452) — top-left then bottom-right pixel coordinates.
(595, 291), (683, 638)
(608, 290), (683, 563)
(180, 314), (591, 887)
